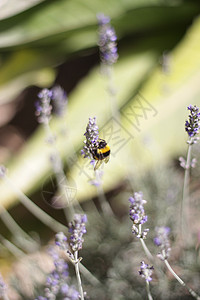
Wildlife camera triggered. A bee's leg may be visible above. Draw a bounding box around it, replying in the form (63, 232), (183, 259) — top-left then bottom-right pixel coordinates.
(104, 156), (110, 164)
(94, 160), (103, 171)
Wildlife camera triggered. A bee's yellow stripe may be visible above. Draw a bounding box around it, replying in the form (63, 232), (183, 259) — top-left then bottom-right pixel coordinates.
(97, 145), (110, 154)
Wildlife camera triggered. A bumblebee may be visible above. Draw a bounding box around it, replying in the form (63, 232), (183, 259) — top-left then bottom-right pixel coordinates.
(90, 139), (110, 171)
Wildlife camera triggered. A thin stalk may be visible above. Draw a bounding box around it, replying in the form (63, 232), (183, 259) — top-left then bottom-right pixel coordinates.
(146, 280), (153, 300)
(181, 142), (192, 243)
(95, 171), (114, 216)
(64, 250), (101, 286)
(0, 235), (25, 259)
(0, 203), (38, 252)
(79, 263), (101, 286)
(44, 123), (75, 222)
(103, 64), (120, 122)
(138, 224), (153, 261)
(138, 224), (168, 293)
(4, 175), (67, 234)
(164, 259), (200, 299)
(74, 251), (84, 300)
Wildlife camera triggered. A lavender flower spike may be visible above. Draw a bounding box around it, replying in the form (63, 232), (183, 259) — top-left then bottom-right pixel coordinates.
(139, 261), (154, 282)
(129, 192), (149, 239)
(35, 88), (53, 124)
(69, 214), (87, 252)
(36, 246), (79, 300)
(185, 105), (200, 143)
(0, 165), (6, 178)
(154, 227), (171, 260)
(51, 85), (68, 117)
(97, 13), (118, 65)
(81, 117), (99, 161)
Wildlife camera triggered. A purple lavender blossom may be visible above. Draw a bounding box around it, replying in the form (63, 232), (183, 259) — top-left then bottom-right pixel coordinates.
(129, 192), (149, 239)
(97, 13), (118, 65)
(81, 117), (99, 160)
(154, 227), (171, 260)
(139, 261), (154, 282)
(0, 165), (6, 178)
(51, 85), (68, 117)
(185, 105), (200, 142)
(55, 232), (68, 250)
(36, 246), (79, 300)
(69, 214), (87, 252)
(35, 88), (53, 124)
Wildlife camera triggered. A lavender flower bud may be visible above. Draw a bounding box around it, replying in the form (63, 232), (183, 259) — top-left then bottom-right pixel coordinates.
(36, 246), (80, 300)
(55, 232), (68, 250)
(81, 117), (99, 160)
(129, 192), (149, 239)
(35, 88), (53, 124)
(0, 165), (6, 178)
(179, 156), (197, 169)
(154, 227), (171, 260)
(139, 261), (154, 282)
(69, 214), (87, 252)
(97, 13), (118, 65)
(51, 85), (68, 117)
(185, 105), (200, 143)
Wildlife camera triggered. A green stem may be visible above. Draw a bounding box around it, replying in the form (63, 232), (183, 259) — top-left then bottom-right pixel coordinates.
(4, 176), (67, 234)
(146, 280), (153, 300)
(44, 124), (75, 221)
(64, 250), (101, 286)
(74, 251), (84, 300)
(0, 202), (38, 252)
(79, 263), (101, 286)
(164, 259), (200, 299)
(139, 224), (153, 261)
(0, 234), (25, 259)
(95, 171), (114, 216)
(181, 142), (192, 243)
(103, 64), (120, 122)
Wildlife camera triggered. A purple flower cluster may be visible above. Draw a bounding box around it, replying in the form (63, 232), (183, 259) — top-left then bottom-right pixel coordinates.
(129, 192), (149, 239)
(154, 227), (171, 260)
(69, 214), (87, 252)
(55, 232), (68, 250)
(97, 13), (118, 65)
(35, 86), (67, 124)
(138, 261), (154, 282)
(185, 105), (200, 141)
(35, 88), (53, 124)
(51, 85), (68, 117)
(0, 165), (6, 178)
(35, 246), (79, 300)
(81, 117), (99, 161)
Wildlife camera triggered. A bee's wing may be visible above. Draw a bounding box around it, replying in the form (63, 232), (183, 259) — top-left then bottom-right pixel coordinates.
(94, 160), (103, 171)
(104, 156), (110, 164)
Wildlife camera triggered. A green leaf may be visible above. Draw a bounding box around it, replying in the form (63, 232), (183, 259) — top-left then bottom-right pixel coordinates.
(0, 0), (45, 20)
(0, 1), (198, 49)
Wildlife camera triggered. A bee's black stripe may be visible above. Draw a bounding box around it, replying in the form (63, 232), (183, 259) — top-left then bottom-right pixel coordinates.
(94, 150), (110, 160)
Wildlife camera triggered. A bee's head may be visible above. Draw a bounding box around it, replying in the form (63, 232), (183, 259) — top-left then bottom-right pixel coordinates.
(98, 139), (107, 148)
